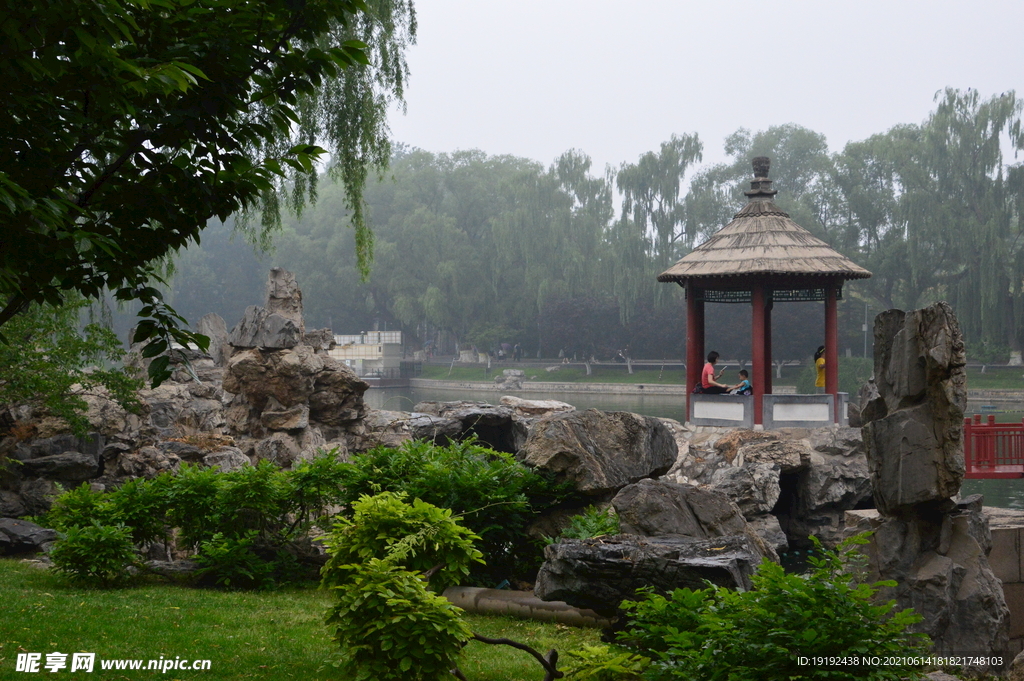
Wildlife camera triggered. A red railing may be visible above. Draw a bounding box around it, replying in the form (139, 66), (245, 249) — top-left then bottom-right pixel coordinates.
(964, 414), (1024, 479)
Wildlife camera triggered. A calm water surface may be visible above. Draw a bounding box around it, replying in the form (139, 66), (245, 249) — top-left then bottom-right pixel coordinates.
(368, 386), (1024, 509)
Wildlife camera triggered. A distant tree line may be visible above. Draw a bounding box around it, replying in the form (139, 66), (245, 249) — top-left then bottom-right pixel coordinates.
(167, 88), (1024, 363)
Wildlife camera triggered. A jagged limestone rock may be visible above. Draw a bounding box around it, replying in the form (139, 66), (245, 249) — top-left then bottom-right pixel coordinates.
(518, 409), (676, 496)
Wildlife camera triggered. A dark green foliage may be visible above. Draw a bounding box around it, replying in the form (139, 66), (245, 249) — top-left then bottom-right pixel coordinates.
(194, 531), (288, 590)
(606, 534), (928, 681)
(322, 492), (480, 680)
(0, 0), (414, 386)
(43, 450), (350, 588)
(49, 522), (137, 587)
(335, 438), (573, 583)
(548, 505), (620, 544)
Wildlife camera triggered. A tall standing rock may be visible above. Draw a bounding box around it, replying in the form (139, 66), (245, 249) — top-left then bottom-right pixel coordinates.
(265, 267), (304, 335)
(857, 302), (1007, 669)
(863, 304), (966, 513)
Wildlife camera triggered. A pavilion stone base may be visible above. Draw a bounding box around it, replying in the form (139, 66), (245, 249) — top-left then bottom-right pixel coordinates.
(690, 393), (847, 429)
(691, 394), (754, 429)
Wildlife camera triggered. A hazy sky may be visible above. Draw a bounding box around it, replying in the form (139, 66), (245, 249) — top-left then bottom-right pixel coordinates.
(387, 0), (1024, 174)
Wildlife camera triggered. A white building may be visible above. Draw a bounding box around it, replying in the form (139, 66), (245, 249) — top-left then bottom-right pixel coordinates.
(329, 331), (403, 377)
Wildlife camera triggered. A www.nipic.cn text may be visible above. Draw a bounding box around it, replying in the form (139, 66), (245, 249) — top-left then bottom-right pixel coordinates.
(14, 652), (212, 673)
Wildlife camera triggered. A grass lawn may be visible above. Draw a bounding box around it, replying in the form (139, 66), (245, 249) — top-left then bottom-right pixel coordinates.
(0, 559), (599, 680)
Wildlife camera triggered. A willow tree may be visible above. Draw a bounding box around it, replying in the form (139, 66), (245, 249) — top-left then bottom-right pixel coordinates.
(0, 0), (415, 383)
(490, 150), (613, 353)
(835, 89), (1024, 355)
(612, 133), (702, 319)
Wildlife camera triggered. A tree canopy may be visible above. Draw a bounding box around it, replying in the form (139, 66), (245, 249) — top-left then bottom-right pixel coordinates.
(0, 0), (415, 382)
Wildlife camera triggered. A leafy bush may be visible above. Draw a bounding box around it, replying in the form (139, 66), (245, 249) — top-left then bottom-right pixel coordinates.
(43, 450), (350, 588)
(44, 482), (115, 532)
(322, 493), (481, 681)
(194, 531), (281, 590)
(610, 534), (928, 681)
(322, 491), (483, 593)
(325, 560), (473, 681)
(549, 505), (620, 543)
(335, 438), (573, 583)
(49, 522), (137, 587)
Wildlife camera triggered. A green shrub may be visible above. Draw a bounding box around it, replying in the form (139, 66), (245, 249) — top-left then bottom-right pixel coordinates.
(322, 493), (481, 680)
(44, 482), (114, 531)
(49, 522), (137, 587)
(335, 438), (573, 583)
(106, 476), (171, 545)
(325, 559), (473, 681)
(194, 531), (280, 590)
(613, 534), (928, 681)
(322, 491), (483, 593)
(549, 505), (620, 543)
(44, 450), (351, 589)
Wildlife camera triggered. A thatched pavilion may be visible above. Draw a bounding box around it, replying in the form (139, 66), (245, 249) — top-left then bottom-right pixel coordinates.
(658, 157), (871, 427)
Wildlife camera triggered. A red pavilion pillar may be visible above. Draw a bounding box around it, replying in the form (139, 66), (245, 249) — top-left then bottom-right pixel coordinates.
(825, 283), (839, 422)
(685, 282), (705, 422)
(751, 284), (767, 426)
(764, 297), (773, 395)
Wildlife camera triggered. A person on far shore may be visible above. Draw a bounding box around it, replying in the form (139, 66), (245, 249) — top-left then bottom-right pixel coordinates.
(701, 351), (729, 394)
(814, 345), (826, 393)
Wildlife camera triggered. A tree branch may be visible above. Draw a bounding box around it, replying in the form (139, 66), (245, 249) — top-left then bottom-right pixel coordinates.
(467, 633), (563, 681)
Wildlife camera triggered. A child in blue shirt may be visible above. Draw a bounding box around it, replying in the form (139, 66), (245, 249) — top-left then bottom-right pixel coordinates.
(729, 369), (752, 395)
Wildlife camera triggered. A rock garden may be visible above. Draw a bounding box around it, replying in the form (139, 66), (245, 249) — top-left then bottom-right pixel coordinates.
(0, 275), (1014, 680)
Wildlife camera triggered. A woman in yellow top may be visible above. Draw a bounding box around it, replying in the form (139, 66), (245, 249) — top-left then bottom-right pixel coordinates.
(814, 345), (825, 393)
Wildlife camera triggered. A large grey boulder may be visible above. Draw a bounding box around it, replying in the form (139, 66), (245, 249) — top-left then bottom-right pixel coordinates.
(21, 451), (99, 481)
(0, 518), (58, 555)
(611, 479), (775, 562)
(535, 534), (762, 616)
(363, 409), (463, 448)
(518, 410), (676, 496)
(664, 426), (870, 550)
(224, 345), (324, 410)
(412, 401), (526, 453)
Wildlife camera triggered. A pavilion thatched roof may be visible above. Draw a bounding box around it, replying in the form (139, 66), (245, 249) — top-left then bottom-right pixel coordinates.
(657, 158), (871, 286)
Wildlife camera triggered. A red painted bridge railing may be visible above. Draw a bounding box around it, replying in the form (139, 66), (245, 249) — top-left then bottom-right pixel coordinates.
(964, 414), (1024, 479)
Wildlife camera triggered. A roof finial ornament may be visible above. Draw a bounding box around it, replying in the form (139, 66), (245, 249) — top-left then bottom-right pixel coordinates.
(752, 156), (770, 179)
(745, 156), (778, 199)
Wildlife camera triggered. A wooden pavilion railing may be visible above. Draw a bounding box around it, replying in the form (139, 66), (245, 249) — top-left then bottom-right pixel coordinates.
(964, 414), (1024, 479)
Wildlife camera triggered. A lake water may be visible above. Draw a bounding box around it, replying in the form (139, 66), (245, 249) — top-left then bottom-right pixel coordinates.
(367, 385), (1024, 510)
